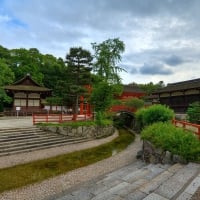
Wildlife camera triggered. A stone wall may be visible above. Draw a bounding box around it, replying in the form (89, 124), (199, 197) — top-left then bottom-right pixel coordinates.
(40, 125), (115, 139)
(138, 140), (187, 164)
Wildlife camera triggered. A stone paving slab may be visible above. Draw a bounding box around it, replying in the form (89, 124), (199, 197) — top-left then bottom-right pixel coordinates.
(143, 193), (168, 200)
(155, 163), (200, 199)
(176, 173), (200, 200)
(139, 171), (173, 194)
(125, 190), (147, 200)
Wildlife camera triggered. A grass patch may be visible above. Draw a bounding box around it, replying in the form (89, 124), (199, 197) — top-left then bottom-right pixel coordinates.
(0, 129), (135, 193)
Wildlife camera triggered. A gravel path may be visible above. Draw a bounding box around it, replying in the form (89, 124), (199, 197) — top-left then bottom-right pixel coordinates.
(0, 132), (142, 200)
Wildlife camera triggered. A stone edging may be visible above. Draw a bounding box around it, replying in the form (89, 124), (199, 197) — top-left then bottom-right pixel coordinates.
(40, 125), (115, 138)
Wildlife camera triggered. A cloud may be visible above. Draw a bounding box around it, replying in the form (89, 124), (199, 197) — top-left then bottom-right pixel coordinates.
(140, 63), (173, 75)
(1, 0), (200, 84)
(163, 55), (185, 66)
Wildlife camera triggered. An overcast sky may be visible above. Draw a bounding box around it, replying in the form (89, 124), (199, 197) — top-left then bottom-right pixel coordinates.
(1, 0), (200, 85)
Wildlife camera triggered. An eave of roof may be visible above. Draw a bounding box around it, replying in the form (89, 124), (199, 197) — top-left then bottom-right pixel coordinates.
(153, 78), (200, 94)
(4, 85), (52, 92)
(123, 85), (145, 93)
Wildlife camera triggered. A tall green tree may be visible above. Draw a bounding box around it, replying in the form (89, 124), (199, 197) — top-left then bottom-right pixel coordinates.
(0, 59), (15, 111)
(65, 47), (93, 119)
(40, 54), (66, 90)
(92, 38), (125, 84)
(8, 48), (44, 84)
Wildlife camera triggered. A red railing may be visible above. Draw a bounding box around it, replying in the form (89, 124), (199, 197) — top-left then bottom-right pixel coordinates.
(172, 119), (200, 139)
(32, 114), (93, 125)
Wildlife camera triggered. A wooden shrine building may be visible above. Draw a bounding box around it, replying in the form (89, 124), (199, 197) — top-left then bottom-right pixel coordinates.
(4, 74), (52, 115)
(152, 78), (200, 113)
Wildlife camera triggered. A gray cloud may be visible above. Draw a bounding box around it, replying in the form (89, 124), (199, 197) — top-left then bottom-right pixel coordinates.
(140, 63), (173, 75)
(164, 55), (185, 66)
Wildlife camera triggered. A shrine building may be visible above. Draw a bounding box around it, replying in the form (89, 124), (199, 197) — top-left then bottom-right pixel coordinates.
(152, 78), (200, 113)
(4, 74), (52, 115)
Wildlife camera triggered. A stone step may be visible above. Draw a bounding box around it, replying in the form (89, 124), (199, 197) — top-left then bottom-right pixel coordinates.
(0, 126), (92, 157)
(53, 161), (200, 200)
(0, 129), (44, 136)
(0, 134), (76, 149)
(154, 162), (200, 199)
(0, 132), (55, 142)
(0, 137), (90, 157)
(0, 127), (40, 133)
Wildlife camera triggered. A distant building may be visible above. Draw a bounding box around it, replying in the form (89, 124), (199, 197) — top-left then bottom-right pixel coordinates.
(110, 84), (145, 112)
(4, 74), (52, 115)
(117, 85), (145, 99)
(152, 78), (200, 113)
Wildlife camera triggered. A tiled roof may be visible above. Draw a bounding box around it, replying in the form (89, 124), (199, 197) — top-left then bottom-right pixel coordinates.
(123, 85), (145, 93)
(4, 85), (51, 92)
(153, 78), (200, 93)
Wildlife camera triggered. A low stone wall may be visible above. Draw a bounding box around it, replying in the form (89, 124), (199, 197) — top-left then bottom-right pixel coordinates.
(138, 140), (187, 164)
(40, 125), (115, 139)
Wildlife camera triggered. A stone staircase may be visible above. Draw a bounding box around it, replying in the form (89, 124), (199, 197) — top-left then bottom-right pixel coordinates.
(0, 127), (91, 157)
(53, 161), (200, 200)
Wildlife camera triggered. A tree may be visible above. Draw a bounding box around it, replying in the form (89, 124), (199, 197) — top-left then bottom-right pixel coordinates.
(186, 102), (200, 124)
(137, 81), (165, 95)
(0, 59), (15, 111)
(9, 48), (44, 84)
(92, 38), (125, 84)
(65, 47), (93, 119)
(40, 54), (66, 90)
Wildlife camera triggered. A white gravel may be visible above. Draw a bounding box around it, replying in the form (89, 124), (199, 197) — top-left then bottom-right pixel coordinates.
(0, 132), (142, 200)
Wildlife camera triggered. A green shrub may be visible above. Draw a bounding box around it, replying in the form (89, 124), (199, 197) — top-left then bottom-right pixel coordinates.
(135, 108), (146, 131)
(135, 104), (174, 130)
(186, 101), (200, 124)
(141, 122), (200, 162)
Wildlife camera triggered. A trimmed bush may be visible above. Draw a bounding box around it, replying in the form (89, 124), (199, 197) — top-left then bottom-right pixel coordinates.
(135, 107), (146, 131)
(141, 122), (200, 162)
(135, 104), (174, 130)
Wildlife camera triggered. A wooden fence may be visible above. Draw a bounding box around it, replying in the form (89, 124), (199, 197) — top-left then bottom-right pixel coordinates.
(32, 114), (93, 125)
(172, 119), (200, 139)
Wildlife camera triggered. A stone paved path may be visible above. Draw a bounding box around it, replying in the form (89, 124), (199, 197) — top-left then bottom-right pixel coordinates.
(50, 161), (200, 200)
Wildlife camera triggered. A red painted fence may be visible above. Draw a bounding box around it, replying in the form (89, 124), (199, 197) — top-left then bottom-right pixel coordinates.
(32, 114), (93, 125)
(172, 119), (200, 139)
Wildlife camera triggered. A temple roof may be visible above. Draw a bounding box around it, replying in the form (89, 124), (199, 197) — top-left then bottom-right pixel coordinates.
(123, 85), (145, 93)
(4, 74), (52, 92)
(153, 78), (200, 94)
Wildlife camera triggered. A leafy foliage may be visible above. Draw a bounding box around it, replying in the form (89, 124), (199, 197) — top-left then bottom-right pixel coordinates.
(123, 97), (144, 110)
(0, 59), (15, 108)
(90, 81), (114, 112)
(92, 38), (125, 84)
(65, 47), (93, 117)
(135, 104), (174, 130)
(137, 81), (165, 95)
(141, 122), (200, 161)
(186, 101), (200, 124)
